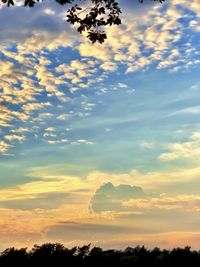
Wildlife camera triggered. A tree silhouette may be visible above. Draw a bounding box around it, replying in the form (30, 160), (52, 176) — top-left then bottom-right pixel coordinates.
(0, 247), (28, 266)
(1, 0), (165, 43)
(0, 243), (200, 267)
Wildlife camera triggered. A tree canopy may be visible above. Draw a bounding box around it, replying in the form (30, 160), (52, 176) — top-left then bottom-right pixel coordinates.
(1, 0), (166, 43)
(0, 243), (199, 267)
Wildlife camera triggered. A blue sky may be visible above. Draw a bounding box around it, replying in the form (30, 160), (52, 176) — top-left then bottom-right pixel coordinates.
(0, 0), (200, 250)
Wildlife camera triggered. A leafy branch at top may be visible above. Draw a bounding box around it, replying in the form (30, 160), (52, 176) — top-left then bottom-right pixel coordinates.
(1, 0), (165, 43)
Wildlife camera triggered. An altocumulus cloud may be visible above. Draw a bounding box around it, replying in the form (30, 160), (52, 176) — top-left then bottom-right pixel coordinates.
(0, 0), (200, 156)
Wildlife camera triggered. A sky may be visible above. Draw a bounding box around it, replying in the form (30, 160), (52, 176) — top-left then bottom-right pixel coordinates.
(0, 0), (200, 250)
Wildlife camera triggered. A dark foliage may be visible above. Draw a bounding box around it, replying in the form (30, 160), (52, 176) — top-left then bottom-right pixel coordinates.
(0, 243), (200, 267)
(1, 0), (165, 43)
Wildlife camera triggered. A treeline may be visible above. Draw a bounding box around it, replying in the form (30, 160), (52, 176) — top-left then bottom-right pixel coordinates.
(0, 243), (200, 266)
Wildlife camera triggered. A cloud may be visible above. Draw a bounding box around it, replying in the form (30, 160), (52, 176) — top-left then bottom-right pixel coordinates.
(140, 141), (155, 150)
(0, 3), (80, 155)
(0, 104), (29, 123)
(4, 134), (26, 142)
(46, 219), (157, 246)
(0, 2), (78, 48)
(43, 132), (57, 138)
(91, 182), (146, 212)
(123, 194), (200, 212)
(0, 163), (200, 248)
(0, 172), (89, 213)
(46, 139), (68, 144)
(78, 43), (110, 61)
(0, 141), (12, 154)
(22, 102), (52, 113)
(55, 59), (98, 90)
(0, 0), (199, 156)
(86, 166), (200, 193)
(159, 131), (200, 161)
(186, 0), (200, 17)
(118, 83), (128, 88)
(48, 221), (137, 238)
(81, 102), (96, 111)
(0, 60), (40, 105)
(36, 63), (67, 95)
(189, 19), (200, 31)
(10, 127), (30, 133)
(45, 127), (56, 132)
(0, 192), (74, 210)
(73, 139), (94, 145)
(0, 120), (12, 127)
(76, 0), (199, 74)
(0, 0), (200, 250)
(100, 62), (118, 72)
(0, 166), (145, 207)
(91, 182), (200, 213)
(57, 114), (69, 121)
(170, 106), (200, 116)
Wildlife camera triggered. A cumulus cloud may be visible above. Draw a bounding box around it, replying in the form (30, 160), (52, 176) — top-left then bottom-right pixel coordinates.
(91, 183), (145, 212)
(91, 182), (146, 212)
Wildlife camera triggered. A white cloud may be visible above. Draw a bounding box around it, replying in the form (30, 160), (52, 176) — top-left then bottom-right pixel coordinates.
(159, 131), (200, 161)
(47, 139), (68, 144)
(73, 139), (94, 145)
(118, 83), (128, 88)
(43, 132), (57, 138)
